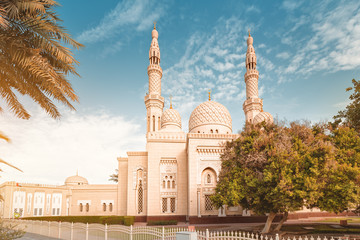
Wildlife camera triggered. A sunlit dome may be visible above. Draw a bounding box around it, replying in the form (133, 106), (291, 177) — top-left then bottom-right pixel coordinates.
(161, 108), (182, 131)
(253, 111), (273, 125)
(189, 100), (232, 134)
(65, 174), (88, 186)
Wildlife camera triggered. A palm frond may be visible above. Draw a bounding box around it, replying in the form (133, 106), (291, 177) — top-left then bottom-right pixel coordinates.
(0, 158), (23, 172)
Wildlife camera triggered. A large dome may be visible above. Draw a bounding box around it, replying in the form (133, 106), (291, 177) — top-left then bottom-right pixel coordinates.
(189, 101), (232, 134)
(65, 174), (88, 186)
(161, 108), (182, 131)
(253, 112), (273, 125)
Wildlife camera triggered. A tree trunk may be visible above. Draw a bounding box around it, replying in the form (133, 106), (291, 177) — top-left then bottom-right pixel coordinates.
(273, 212), (288, 232)
(262, 212), (277, 234)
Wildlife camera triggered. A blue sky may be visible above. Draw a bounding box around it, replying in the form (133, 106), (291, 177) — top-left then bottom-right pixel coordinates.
(1, 0), (360, 184)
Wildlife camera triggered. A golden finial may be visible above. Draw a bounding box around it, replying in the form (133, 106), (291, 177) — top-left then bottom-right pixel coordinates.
(153, 21), (156, 29)
(208, 89), (211, 101)
(170, 95), (173, 109)
(248, 29), (251, 37)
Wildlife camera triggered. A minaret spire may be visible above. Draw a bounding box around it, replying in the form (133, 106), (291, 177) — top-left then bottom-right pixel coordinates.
(243, 31), (263, 124)
(145, 24), (164, 133)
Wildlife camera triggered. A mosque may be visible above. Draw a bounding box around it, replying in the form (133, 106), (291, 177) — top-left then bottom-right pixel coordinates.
(0, 25), (275, 222)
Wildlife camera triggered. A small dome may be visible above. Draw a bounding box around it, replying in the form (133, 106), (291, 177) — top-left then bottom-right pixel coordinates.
(161, 108), (182, 130)
(65, 174), (88, 186)
(189, 101), (232, 134)
(253, 112), (273, 125)
(152, 29), (158, 39)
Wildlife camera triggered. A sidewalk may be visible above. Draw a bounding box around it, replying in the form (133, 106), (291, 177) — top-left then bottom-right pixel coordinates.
(18, 232), (60, 240)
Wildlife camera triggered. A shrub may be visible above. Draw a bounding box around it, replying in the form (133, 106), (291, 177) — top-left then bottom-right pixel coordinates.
(22, 216), (130, 225)
(124, 216), (135, 226)
(147, 220), (177, 226)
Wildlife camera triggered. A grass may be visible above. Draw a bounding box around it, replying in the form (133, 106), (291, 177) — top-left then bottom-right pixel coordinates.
(281, 224), (360, 234)
(320, 217), (360, 223)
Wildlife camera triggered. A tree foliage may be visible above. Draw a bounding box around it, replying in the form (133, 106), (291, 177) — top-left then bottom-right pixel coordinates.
(333, 79), (360, 132)
(212, 122), (360, 233)
(109, 169), (118, 183)
(0, 0), (83, 119)
(0, 221), (25, 240)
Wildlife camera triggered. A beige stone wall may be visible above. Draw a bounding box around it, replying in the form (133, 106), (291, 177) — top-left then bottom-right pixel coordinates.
(126, 151), (148, 216)
(117, 157), (128, 216)
(0, 182), (68, 218)
(69, 184), (117, 216)
(146, 131), (187, 217)
(187, 133), (242, 218)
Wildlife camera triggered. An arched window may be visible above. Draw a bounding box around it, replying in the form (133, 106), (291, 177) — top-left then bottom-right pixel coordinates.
(172, 180), (175, 188)
(103, 203), (106, 212)
(216, 129), (218, 133)
(167, 180), (170, 189)
(158, 116), (161, 130)
(210, 129), (213, 133)
(138, 180), (143, 214)
(162, 180), (166, 188)
(109, 203), (113, 212)
(79, 203), (83, 212)
(147, 116), (150, 132)
(207, 174), (211, 184)
(86, 203), (89, 212)
(152, 116), (155, 131)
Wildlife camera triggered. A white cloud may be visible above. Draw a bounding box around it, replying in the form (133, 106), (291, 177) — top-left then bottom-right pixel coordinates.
(276, 52), (290, 59)
(282, 0), (303, 11)
(77, 0), (169, 44)
(277, 0), (360, 79)
(0, 108), (144, 185)
(246, 5), (260, 14)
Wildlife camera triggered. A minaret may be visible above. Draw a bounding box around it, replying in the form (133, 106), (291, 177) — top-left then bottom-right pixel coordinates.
(243, 30), (263, 124)
(145, 22), (164, 133)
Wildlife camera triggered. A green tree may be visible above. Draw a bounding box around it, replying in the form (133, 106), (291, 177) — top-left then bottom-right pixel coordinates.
(0, 0), (83, 119)
(212, 122), (360, 233)
(333, 79), (360, 132)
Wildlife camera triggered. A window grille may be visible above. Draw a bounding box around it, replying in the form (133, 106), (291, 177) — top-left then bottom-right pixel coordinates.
(79, 203), (83, 212)
(170, 198), (176, 213)
(207, 174), (211, 184)
(138, 182), (143, 214)
(162, 198), (167, 213)
(205, 195), (213, 211)
(103, 203), (106, 212)
(109, 203), (113, 212)
(86, 203), (89, 212)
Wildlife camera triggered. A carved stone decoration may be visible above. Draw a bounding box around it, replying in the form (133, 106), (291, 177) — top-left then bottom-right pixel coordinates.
(189, 101), (232, 132)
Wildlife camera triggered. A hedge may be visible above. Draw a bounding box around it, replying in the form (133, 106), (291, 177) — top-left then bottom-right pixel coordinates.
(22, 216), (134, 225)
(147, 220), (178, 226)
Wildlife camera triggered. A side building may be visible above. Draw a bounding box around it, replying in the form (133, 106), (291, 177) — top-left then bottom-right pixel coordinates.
(0, 174), (117, 218)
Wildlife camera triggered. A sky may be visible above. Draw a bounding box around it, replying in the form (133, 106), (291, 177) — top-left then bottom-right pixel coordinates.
(1, 0), (360, 185)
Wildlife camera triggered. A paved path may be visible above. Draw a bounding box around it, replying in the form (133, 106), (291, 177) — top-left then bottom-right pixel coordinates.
(18, 232), (59, 240)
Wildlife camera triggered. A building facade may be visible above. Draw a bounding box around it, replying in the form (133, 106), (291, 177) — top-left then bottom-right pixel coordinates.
(0, 26), (274, 221)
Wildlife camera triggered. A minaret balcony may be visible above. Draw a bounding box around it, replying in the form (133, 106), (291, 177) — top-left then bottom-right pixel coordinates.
(144, 94), (164, 103)
(147, 64), (162, 72)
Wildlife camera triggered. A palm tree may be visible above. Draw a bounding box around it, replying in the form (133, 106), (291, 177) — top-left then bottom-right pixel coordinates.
(0, 0), (83, 119)
(0, 132), (22, 172)
(0, 0), (83, 174)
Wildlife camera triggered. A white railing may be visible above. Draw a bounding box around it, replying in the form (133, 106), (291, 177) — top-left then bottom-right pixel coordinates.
(3, 219), (358, 240)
